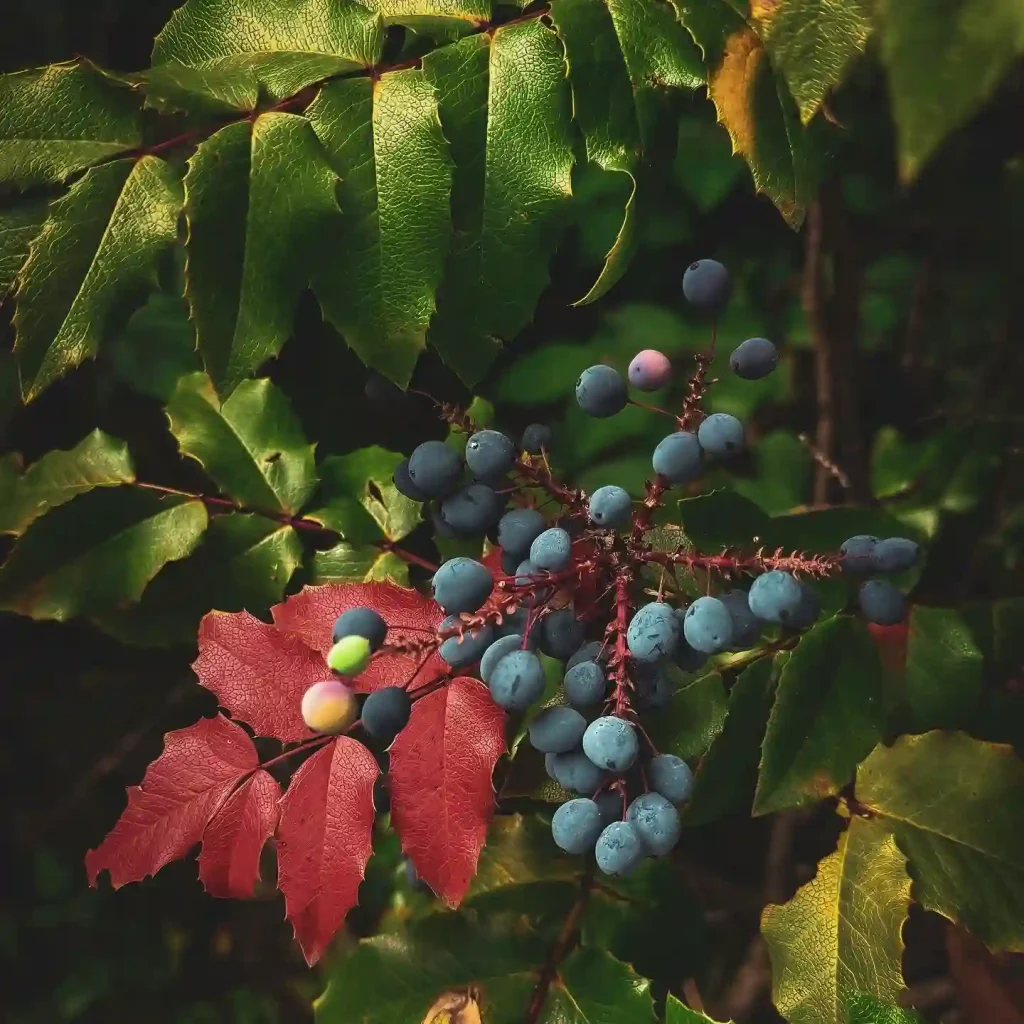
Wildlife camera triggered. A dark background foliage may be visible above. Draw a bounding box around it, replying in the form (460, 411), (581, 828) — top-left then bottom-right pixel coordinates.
(3, 2), (1024, 1022)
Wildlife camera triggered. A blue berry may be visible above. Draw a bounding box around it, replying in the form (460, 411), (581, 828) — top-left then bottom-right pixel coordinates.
(652, 431), (703, 484)
(730, 337), (778, 379)
(563, 660), (607, 708)
(480, 633), (525, 682)
(551, 798), (603, 854)
(332, 607), (388, 650)
(583, 716), (639, 773)
(550, 748), (606, 794)
(489, 650), (546, 710)
(439, 484), (504, 536)
(682, 259), (731, 313)
(633, 665), (675, 711)
(719, 590), (760, 649)
(627, 792), (681, 856)
(683, 596), (735, 654)
(514, 559), (552, 604)
(360, 686), (411, 739)
(393, 458), (429, 501)
(529, 706), (588, 754)
(748, 570), (804, 624)
(408, 440), (463, 498)
(530, 527), (572, 572)
(595, 789), (623, 826)
(465, 430), (515, 478)
(439, 617), (495, 668)
(648, 754), (694, 804)
(431, 557), (493, 614)
(840, 535), (879, 574)
(858, 580), (906, 625)
(576, 365), (628, 418)
(540, 608), (586, 660)
(627, 602), (680, 663)
(697, 413), (744, 457)
(874, 537), (919, 573)
(595, 820), (645, 876)
(497, 508), (546, 560)
(790, 582), (820, 630)
(522, 423), (552, 454)
(567, 641), (605, 671)
(588, 485), (633, 529)
(628, 349), (672, 392)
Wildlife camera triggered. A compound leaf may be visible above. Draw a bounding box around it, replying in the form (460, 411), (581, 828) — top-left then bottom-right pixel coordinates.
(0, 200), (48, 296)
(648, 669), (730, 761)
(666, 995), (734, 1023)
(166, 372), (317, 515)
(761, 816), (911, 1024)
(544, 947), (657, 1023)
(356, 0), (490, 33)
(608, 0), (705, 95)
(311, 543), (411, 587)
(14, 157), (182, 400)
(857, 731), (1024, 952)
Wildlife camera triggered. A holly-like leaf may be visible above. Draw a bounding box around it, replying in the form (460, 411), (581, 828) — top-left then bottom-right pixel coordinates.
(85, 715), (258, 889)
(183, 113), (343, 393)
(754, 617), (883, 815)
(0, 200), (47, 296)
(0, 429), (134, 537)
(14, 157), (182, 401)
(151, 0), (384, 103)
(423, 20), (575, 385)
(648, 669), (730, 761)
(389, 677), (506, 907)
(198, 769), (280, 898)
(857, 731), (1024, 952)
(356, 0), (490, 33)
(311, 543), (411, 587)
(135, 62), (261, 116)
(0, 62), (140, 188)
(608, 0), (705, 96)
(167, 372), (316, 515)
(0, 487), (207, 621)
(753, 0), (875, 124)
(880, 0), (1024, 181)
(846, 994), (925, 1024)
(544, 946), (657, 1023)
(309, 70), (453, 387)
(678, 489), (771, 552)
(276, 736), (379, 965)
(666, 994), (734, 1023)
(271, 580), (446, 693)
(761, 816), (911, 1024)
(308, 446), (421, 545)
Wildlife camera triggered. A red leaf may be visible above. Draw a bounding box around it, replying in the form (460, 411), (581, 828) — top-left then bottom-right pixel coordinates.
(272, 582), (447, 694)
(86, 716), (256, 889)
(193, 611), (324, 741)
(389, 677), (506, 907)
(276, 736), (379, 965)
(481, 545), (505, 576)
(198, 770), (280, 898)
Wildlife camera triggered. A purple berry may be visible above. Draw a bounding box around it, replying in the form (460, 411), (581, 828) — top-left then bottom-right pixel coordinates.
(628, 349), (672, 392)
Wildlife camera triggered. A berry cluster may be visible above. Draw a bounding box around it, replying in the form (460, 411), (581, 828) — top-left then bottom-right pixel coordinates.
(301, 258), (920, 879)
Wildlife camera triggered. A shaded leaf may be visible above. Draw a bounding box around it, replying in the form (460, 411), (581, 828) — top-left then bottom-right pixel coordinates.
(167, 372), (316, 515)
(311, 543), (411, 587)
(545, 946), (657, 1022)
(754, 617), (883, 815)
(309, 70), (453, 387)
(85, 715), (257, 888)
(678, 489), (771, 552)
(14, 157), (182, 400)
(648, 669), (730, 761)
(0, 62), (140, 188)
(0, 429), (134, 537)
(183, 113), (342, 392)
(666, 994), (734, 1023)
(762, 816), (910, 1024)
(0, 200), (47, 296)
(674, 114), (746, 212)
(0, 487), (207, 621)
(198, 769), (279, 898)
(277, 736), (378, 965)
(857, 731), (1024, 952)
(423, 21), (575, 384)
(389, 677), (506, 906)
(152, 0), (384, 102)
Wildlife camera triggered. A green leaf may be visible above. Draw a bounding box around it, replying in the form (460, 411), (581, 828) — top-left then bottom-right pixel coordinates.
(356, 0), (490, 36)
(682, 654), (782, 825)
(846, 994), (924, 1024)
(754, 617), (883, 815)
(545, 947), (657, 1023)
(753, 0), (875, 124)
(678, 489), (771, 551)
(857, 731), (1024, 952)
(92, 513), (302, 646)
(151, 0), (384, 102)
(671, 0), (819, 226)
(902, 607), (983, 731)
(309, 446), (420, 544)
(423, 20), (575, 385)
(648, 670), (730, 760)
(608, 0), (705, 96)
(13, 157), (183, 401)
(0, 487), (207, 621)
(0, 62), (140, 188)
(879, 0), (1024, 180)
(0, 429), (135, 537)
(0, 201), (47, 296)
(134, 62), (260, 115)
(311, 542), (409, 586)
(308, 70), (452, 387)
(105, 292), (202, 402)
(496, 343), (594, 406)
(666, 994), (734, 1023)
(761, 816), (911, 1024)
(166, 372), (316, 515)
(674, 115), (746, 212)
(550, 0), (641, 304)
(183, 113), (342, 392)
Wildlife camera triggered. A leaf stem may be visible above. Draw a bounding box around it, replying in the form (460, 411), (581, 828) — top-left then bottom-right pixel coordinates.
(260, 735), (331, 770)
(639, 548), (843, 577)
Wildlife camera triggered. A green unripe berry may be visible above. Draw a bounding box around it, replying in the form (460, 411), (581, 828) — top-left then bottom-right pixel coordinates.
(327, 634), (372, 676)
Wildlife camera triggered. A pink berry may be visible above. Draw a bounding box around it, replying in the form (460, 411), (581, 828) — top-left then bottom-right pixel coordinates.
(301, 679), (358, 735)
(628, 349), (672, 392)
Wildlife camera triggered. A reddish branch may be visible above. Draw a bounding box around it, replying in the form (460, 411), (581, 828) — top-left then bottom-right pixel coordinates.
(604, 567), (634, 718)
(629, 475), (669, 547)
(515, 458), (588, 514)
(680, 352), (714, 431)
(640, 548), (843, 578)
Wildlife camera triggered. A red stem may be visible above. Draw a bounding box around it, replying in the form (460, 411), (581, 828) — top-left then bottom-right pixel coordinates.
(640, 549), (844, 577)
(514, 458), (587, 513)
(261, 735), (331, 770)
(606, 567), (634, 718)
(629, 475), (669, 548)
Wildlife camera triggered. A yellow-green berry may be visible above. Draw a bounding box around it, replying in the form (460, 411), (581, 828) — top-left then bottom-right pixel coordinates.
(327, 634), (372, 676)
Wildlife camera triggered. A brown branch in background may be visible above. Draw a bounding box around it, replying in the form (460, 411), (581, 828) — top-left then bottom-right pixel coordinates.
(797, 432), (851, 491)
(803, 199), (833, 506)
